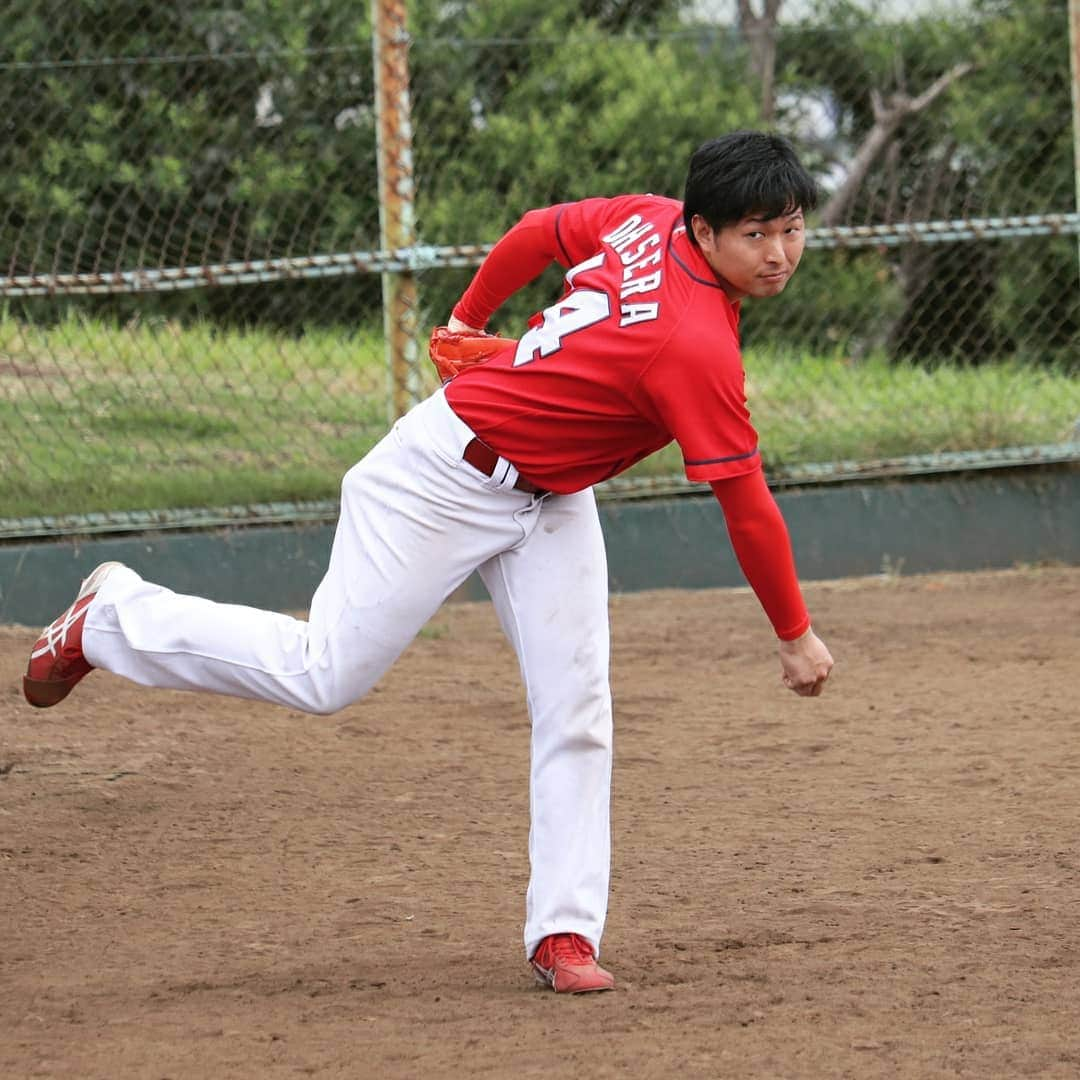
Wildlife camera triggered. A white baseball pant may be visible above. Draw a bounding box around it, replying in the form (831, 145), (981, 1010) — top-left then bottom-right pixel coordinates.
(82, 387), (613, 959)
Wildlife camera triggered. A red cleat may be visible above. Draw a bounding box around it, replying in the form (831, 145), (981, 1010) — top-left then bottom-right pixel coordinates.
(530, 933), (615, 994)
(23, 562), (124, 708)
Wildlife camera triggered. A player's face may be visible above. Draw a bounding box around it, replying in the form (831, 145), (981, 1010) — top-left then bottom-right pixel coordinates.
(692, 209), (806, 301)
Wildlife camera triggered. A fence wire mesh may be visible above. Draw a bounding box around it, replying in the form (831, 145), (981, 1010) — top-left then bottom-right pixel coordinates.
(1, 0), (1078, 538)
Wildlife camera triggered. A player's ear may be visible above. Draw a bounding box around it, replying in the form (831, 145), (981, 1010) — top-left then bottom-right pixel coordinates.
(690, 213), (715, 249)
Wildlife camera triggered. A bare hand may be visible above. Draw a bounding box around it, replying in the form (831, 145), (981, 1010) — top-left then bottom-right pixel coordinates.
(778, 627), (834, 697)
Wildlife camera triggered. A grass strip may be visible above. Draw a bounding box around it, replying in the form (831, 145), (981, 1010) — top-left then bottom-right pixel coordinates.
(1, 315), (1077, 519)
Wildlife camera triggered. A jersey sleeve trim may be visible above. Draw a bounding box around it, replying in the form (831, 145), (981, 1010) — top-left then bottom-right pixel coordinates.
(684, 447), (760, 467)
(685, 448), (762, 484)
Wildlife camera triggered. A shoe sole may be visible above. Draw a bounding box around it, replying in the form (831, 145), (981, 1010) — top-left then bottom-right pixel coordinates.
(23, 673), (85, 708)
(531, 965), (616, 994)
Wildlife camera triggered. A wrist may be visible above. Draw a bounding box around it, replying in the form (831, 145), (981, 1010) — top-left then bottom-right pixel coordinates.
(777, 615), (812, 643)
(451, 301), (488, 332)
(447, 314), (482, 334)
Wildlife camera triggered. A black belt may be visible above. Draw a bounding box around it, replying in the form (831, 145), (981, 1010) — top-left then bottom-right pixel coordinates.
(462, 438), (547, 495)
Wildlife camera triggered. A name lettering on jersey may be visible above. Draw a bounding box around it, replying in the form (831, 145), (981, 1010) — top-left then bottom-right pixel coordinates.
(601, 214), (662, 327)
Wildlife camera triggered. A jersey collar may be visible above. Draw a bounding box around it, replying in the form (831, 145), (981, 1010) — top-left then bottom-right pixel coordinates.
(669, 224), (741, 324)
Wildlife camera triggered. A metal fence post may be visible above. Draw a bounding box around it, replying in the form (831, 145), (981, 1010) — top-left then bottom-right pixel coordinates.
(372, 0), (421, 421)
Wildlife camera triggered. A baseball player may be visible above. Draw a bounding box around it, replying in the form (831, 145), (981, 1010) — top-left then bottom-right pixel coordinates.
(24, 130), (834, 994)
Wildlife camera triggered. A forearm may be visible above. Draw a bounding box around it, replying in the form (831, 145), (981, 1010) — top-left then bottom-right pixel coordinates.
(710, 470), (810, 641)
(452, 206), (564, 329)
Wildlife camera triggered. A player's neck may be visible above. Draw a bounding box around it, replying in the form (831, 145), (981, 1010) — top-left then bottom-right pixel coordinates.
(681, 230), (744, 301)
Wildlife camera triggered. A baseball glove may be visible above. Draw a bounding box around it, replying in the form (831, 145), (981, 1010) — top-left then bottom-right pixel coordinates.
(428, 326), (515, 383)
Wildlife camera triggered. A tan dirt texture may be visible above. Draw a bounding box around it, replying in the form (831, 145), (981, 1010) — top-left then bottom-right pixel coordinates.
(2, 566), (1079, 1080)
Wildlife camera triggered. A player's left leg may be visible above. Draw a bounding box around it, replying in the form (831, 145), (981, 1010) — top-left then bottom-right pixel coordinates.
(31, 390), (538, 714)
(477, 489), (613, 969)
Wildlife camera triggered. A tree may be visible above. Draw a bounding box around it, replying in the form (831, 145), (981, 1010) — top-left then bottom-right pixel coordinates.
(765, 0), (1075, 362)
(818, 61), (973, 228)
(1, 1), (380, 328)
(409, 0), (760, 324)
(737, 0), (784, 124)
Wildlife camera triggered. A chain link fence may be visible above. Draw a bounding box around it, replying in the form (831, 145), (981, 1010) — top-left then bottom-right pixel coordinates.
(2, 0), (1078, 538)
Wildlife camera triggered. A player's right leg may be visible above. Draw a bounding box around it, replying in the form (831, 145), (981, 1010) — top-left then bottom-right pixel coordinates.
(25, 390), (534, 715)
(478, 488), (616, 992)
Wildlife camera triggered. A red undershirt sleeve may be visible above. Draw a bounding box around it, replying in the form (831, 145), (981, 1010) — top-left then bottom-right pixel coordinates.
(452, 206), (565, 329)
(710, 468), (811, 641)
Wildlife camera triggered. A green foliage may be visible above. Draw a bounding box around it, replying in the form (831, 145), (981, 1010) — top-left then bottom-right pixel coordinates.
(409, 2), (758, 321)
(743, 246), (905, 356)
(2, 1), (377, 327)
(1, 0), (1076, 414)
(780, 0), (1076, 361)
(947, 0), (1077, 355)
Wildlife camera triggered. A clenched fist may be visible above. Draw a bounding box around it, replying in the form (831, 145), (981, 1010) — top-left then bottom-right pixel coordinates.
(778, 627), (834, 697)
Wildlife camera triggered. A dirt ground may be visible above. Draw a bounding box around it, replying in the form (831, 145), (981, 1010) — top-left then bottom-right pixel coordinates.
(2, 566), (1079, 1079)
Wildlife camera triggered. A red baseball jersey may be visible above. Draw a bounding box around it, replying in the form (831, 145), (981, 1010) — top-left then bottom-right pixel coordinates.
(445, 194), (761, 494)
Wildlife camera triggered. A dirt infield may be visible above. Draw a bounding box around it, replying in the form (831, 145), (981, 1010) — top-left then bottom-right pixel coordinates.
(2, 566), (1079, 1079)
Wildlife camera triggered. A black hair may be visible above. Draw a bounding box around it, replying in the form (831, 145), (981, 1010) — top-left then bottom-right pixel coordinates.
(682, 130), (819, 235)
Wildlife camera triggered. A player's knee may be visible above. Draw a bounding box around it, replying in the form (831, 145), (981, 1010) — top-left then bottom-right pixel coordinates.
(572, 675), (613, 722)
(299, 678), (363, 716)
(540, 686), (613, 749)
(565, 723), (612, 756)
(302, 699), (343, 717)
